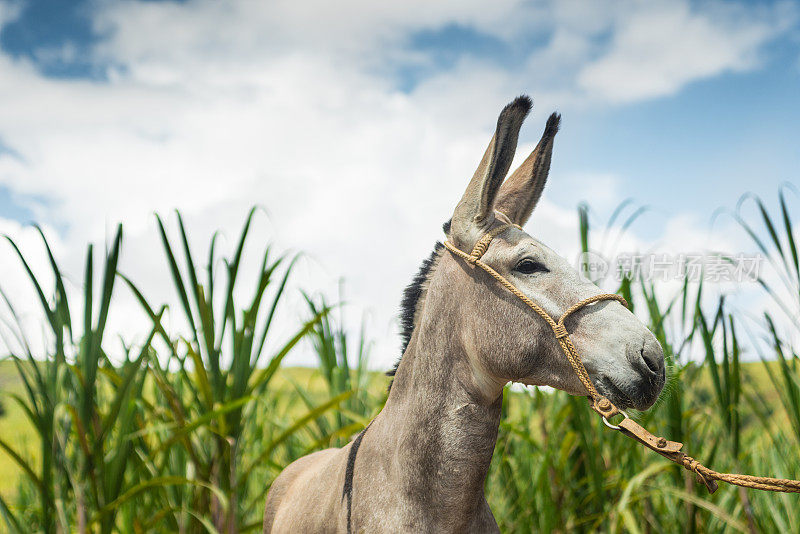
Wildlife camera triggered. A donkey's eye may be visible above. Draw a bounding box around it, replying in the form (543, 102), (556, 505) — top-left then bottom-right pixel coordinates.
(515, 259), (549, 275)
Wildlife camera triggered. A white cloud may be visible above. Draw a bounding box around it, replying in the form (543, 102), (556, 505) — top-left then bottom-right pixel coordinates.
(0, 0), (794, 367)
(578, 1), (796, 103)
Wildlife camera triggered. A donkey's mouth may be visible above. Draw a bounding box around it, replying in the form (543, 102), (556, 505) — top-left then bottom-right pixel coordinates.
(596, 374), (662, 411)
(597, 376), (635, 410)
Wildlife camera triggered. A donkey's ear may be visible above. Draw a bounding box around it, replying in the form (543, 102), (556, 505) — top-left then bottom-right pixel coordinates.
(450, 96), (531, 244)
(494, 112), (560, 226)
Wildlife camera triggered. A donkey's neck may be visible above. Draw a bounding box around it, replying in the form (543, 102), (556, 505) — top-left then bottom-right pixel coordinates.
(375, 326), (503, 529)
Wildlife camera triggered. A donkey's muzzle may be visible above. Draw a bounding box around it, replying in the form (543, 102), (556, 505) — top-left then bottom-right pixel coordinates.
(625, 335), (666, 409)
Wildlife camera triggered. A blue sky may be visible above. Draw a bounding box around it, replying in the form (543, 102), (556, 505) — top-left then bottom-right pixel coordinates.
(0, 0), (798, 364)
(0, 0), (101, 78)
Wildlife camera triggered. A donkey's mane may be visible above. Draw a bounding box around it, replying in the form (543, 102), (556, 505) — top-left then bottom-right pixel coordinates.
(387, 220), (451, 386)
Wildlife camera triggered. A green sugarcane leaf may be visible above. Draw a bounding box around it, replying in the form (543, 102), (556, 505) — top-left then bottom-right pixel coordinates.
(157, 396), (252, 452)
(0, 494), (24, 534)
(0, 438), (43, 492)
(239, 390), (353, 485)
(247, 307), (330, 395)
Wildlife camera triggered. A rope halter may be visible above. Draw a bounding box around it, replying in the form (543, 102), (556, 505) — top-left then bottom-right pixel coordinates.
(443, 223), (626, 414)
(443, 222), (800, 494)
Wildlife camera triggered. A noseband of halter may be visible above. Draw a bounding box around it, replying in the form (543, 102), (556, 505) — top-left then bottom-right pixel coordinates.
(443, 223), (800, 494)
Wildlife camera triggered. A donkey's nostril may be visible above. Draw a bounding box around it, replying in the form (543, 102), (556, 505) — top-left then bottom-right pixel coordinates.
(620, 337), (666, 410)
(627, 338), (665, 379)
(640, 341), (665, 377)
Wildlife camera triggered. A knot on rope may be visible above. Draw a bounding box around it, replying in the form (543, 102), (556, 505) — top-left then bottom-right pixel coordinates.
(466, 222), (520, 263)
(552, 324), (569, 338)
(680, 456), (718, 493)
(682, 456), (700, 473)
(468, 235), (494, 262)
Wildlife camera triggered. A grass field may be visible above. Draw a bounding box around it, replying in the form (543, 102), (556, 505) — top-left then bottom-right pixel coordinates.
(0, 360), (39, 500)
(1, 358), (781, 498)
(0, 363), (341, 499)
(1, 355), (796, 531)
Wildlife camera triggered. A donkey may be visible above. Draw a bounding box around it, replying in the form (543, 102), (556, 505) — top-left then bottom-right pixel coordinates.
(263, 96), (666, 533)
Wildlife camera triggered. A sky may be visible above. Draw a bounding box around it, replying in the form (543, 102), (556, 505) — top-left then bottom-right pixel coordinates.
(0, 0), (798, 368)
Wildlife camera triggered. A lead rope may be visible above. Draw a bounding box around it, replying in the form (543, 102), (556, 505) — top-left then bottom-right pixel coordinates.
(444, 224), (800, 494)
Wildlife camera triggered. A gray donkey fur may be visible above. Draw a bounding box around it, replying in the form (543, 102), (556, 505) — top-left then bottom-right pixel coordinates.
(264, 96), (666, 533)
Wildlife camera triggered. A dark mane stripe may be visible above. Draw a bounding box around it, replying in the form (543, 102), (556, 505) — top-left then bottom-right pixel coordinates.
(399, 242), (444, 353)
(342, 421), (372, 534)
(387, 220), (451, 388)
(387, 241), (443, 383)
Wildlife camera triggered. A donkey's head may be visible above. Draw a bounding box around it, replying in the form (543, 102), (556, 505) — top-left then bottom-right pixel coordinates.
(412, 96), (665, 410)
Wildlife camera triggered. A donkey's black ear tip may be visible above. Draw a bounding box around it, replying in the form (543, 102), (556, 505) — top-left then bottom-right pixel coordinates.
(545, 112), (561, 136)
(505, 95), (533, 117)
(513, 94), (533, 110)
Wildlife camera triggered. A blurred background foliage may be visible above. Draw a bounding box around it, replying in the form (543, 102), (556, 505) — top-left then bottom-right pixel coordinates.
(0, 192), (799, 533)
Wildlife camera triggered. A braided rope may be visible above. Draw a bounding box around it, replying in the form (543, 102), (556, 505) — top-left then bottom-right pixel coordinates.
(444, 224), (800, 494)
